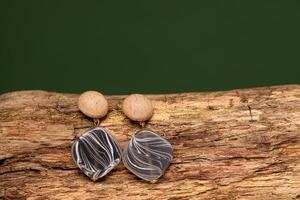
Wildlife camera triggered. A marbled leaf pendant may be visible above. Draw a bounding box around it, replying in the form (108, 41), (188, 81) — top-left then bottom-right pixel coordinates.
(122, 130), (173, 182)
(71, 127), (121, 181)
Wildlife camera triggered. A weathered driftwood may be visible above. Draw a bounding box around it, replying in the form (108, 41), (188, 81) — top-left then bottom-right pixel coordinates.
(1, 85), (300, 200)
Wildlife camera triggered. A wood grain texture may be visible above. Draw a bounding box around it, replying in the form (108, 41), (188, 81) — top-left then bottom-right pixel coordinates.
(1, 85), (300, 200)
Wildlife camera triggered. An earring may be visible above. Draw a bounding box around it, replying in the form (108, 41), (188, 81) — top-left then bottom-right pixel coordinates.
(122, 94), (173, 183)
(71, 91), (121, 181)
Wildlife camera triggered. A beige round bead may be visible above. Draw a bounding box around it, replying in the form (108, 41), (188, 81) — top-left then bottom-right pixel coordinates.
(122, 94), (153, 122)
(78, 91), (108, 119)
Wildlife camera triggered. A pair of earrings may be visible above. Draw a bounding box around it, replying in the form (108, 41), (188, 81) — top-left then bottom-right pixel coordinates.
(71, 91), (173, 183)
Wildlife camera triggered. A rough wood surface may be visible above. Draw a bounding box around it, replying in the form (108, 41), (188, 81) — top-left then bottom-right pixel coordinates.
(1, 85), (300, 200)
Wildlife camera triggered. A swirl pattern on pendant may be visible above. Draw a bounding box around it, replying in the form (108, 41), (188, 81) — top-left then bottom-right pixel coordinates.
(71, 127), (121, 181)
(122, 130), (173, 182)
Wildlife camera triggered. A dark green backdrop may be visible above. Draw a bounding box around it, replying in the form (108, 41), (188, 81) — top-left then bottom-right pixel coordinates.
(1, 1), (299, 95)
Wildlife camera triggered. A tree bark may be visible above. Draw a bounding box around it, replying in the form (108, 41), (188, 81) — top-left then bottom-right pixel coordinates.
(1, 85), (300, 200)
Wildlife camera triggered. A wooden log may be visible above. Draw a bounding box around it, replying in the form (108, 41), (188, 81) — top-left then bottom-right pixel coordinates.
(1, 85), (300, 200)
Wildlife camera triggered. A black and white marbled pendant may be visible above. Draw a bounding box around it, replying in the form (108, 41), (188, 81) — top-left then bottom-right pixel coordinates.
(122, 130), (173, 182)
(71, 127), (121, 181)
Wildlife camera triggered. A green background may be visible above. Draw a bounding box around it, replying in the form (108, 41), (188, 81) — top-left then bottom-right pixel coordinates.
(1, 1), (299, 95)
